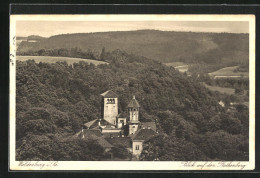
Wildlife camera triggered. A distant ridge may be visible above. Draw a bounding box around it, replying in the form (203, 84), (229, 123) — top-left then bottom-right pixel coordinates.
(17, 30), (249, 65)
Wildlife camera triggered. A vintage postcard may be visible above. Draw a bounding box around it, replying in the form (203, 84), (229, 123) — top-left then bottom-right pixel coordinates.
(9, 14), (255, 171)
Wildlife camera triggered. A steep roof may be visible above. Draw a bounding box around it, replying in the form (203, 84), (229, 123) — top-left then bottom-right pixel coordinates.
(128, 96), (140, 108)
(105, 137), (132, 148)
(77, 129), (113, 148)
(84, 119), (113, 129)
(84, 119), (98, 128)
(95, 136), (114, 148)
(117, 112), (128, 118)
(132, 128), (157, 141)
(100, 90), (118, 98)
(102, 132), (121, 138)
(140, 122), (156, 132)
(76, 129), (103, 138)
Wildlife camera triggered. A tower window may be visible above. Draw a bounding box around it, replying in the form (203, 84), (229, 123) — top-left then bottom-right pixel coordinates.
(106, 98), (115, 104)
(136, 145), (139, 150)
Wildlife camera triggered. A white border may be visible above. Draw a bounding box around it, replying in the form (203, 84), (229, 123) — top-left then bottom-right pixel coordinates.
(9, 15), (255, 171)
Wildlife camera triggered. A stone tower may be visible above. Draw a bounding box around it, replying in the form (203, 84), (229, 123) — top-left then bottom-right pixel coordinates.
(128, 96), (140, 135)
(101, 90), (118, 125)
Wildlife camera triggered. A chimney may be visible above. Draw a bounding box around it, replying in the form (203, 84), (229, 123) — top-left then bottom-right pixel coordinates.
(81, 127), (84, 139)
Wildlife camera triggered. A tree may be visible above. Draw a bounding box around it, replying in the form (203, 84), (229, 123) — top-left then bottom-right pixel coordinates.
(235, 88), (244, 95)
(109, 144), (130, 160)
(100, 47), (106, 61)
(221, 113), (242, 134)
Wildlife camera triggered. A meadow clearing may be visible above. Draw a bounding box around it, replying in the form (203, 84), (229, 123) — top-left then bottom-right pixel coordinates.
(208, 66), (248, 78)
(164, 62), (189, 73)
(16, 56), (108, 65)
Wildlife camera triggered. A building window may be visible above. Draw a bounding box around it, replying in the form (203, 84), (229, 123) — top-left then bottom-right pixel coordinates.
(120, 120), (124, 126)
(136, 145), (139, 150)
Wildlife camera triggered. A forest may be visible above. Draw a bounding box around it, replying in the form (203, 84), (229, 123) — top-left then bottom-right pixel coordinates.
(17, 47), (101, 61)
(16, 49), (249, 161)
(17, 30), (249, 67)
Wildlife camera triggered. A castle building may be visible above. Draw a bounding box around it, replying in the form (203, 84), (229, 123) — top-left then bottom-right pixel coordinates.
(77, 90), (157, 159)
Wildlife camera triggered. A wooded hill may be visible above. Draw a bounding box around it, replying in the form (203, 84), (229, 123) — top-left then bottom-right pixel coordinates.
(17, 30), (249, 66)
(16, 50), (249, 161)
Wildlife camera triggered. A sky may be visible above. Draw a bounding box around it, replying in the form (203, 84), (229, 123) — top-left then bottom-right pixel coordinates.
(16, 21), (249, 37)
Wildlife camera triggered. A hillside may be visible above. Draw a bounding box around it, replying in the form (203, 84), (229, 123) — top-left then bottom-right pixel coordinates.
(16, 50), (248, 161)
(17, 30), (249, 66)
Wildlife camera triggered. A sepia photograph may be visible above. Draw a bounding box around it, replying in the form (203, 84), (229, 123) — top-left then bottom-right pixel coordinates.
(9, 15), (255, 170)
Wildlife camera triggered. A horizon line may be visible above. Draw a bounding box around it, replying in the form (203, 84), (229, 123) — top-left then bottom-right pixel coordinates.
(17, 29), (249, 38)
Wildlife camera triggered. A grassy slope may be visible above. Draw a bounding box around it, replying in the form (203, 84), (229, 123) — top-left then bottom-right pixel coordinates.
(17, 30), (249, 65)
(16, 56), (108, 65)
(209, 66), (249, 77)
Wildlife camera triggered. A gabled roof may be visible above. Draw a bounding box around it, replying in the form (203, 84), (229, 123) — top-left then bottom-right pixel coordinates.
(117, 112), (128, 118)
(84, 119), (98, 128)
(140, 122), (156, 132)
(132, 128), (157, 141)
(84, 129), (103, 137)
(100, 90), (118, 98)
(105, 137), (132, 148)
(77, 129), (113, 148)
(84, 119), (113, 129)
(76, 129), (103, 138)
(128, 96), (140, 108)
(102, 132), (121, 138)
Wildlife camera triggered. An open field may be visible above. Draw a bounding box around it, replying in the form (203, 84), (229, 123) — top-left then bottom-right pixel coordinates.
(202, 82), (235, 95)
(16, 56), (108, 65)
(208, 66), (248, 79)
(174, 65), (189, 73)
(164, 62), (189, 73)
(164, 62), (186, 67)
